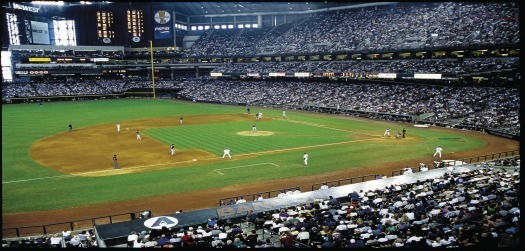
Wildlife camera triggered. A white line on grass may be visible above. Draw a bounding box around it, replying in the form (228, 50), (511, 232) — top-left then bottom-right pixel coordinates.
(2, 175), (72, 184)
(2, 159), (200, 184)
(232, 138), (380, 158)
(283, 118), (379, 137)
(214, 162), (280, 175)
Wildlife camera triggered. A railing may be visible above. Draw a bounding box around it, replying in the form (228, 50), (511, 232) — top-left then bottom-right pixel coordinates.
(2, 210), (149, 239)
(218, 187), (301, 206)
(391, 150), (519, 176)
(311, 174), (379, 191)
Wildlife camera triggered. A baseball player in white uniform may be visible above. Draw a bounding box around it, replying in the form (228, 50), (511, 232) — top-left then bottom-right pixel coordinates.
(303, 152), (309, 166)
(170, 144), (175, 156)
(116, 122), (120, 133)
(434, 145), (443, 158)
(252, 123), (257, 132)
(136, 130), (141, 140)
(223, 148), (231, 158)
(282, 110), (286, 118)
(383, 128), (390, 137)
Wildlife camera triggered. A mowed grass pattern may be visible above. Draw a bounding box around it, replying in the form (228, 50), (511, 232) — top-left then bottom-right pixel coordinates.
(146, 120), (355, 156)
(2, 99), (485, 213)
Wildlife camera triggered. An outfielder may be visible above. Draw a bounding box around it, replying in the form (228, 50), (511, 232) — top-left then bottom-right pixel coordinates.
(136, 130), (141, 140)
(170, 144), (175, 156)
(434, 145), (443, 158)
(303, 152), (309, 166)
(223, 148), (231, 158)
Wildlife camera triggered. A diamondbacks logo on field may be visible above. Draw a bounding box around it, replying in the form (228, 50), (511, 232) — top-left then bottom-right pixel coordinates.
(144, 216), (178, 229)
(154, 10), (171, 24)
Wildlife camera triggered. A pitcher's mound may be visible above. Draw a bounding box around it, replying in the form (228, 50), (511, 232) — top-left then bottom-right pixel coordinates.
(237, 131), (274, 136)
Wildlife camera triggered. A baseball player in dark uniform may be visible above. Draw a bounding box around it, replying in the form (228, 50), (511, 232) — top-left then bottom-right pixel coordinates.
(113, 154), (119, 169)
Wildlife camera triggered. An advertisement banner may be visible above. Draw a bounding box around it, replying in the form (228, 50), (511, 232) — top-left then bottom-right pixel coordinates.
(414, 73), (442, 79)
(294, 72), (311, 77)
(377, 73), (397, 79)
(210, 72), (222, 77)
(154, 26), (172, 39)
(269, 72), (286, 77)
(247, 73), (260, 77)
(31, 21), (50, 44)
(93, 58), (110, 62)
(28, 57), (51, 62)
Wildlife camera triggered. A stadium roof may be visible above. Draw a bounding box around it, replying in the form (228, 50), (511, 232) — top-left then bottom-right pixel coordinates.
(170, 2), (368, 16)
(8, 1), (380, 17)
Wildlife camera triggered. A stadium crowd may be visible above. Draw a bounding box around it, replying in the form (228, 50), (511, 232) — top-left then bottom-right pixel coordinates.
(186, 2), (518, 57)
(2, 74), (519, 136)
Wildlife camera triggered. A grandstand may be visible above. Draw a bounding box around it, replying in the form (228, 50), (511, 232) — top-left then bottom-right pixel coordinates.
(2, 1), (520, 248)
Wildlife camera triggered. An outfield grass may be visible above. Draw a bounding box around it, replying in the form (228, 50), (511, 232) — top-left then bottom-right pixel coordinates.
(2, 99), (485, 213)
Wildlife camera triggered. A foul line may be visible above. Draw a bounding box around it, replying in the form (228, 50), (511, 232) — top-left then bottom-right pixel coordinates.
(283, 118), (379, 137)
(2, 158), (200, 184)
(2, 175), (72, 184)
(214, 162), (280, 175)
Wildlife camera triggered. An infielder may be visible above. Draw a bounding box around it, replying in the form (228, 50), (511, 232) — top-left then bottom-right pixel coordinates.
(113, 154), (119, 169)
(170, 144), (175, 156)
(383, 127), (390, 137)
(303, 152), (309, 166)
(116, 122), (120, 132)
(434, 145), (443, 158)
(223, 148), (231, 158)
(179, 116), (183, 125)
(252, 123), (257, 132)
(136, 130), (141, 140)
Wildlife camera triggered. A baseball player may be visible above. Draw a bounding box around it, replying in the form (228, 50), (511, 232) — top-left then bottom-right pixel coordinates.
(223, 148), (231, 159)
(402, 128), (406, 138)
(116, 122), (120, 133)
(383, 127), (390, 137)
(113, 154), (119, 169)
(252, 123), (257, 132)
(434, 145), (443, 158)
(303, 152), (309, 166)
(136, 130), (141, 140)
(170, 144), (175, 156)
(68, 123), (72, 132)
(179, 116), (183, 125)
(282, 110), (286, 118)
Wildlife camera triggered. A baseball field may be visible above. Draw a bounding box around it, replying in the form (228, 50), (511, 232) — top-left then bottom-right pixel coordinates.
(2, 99), (518, 230)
